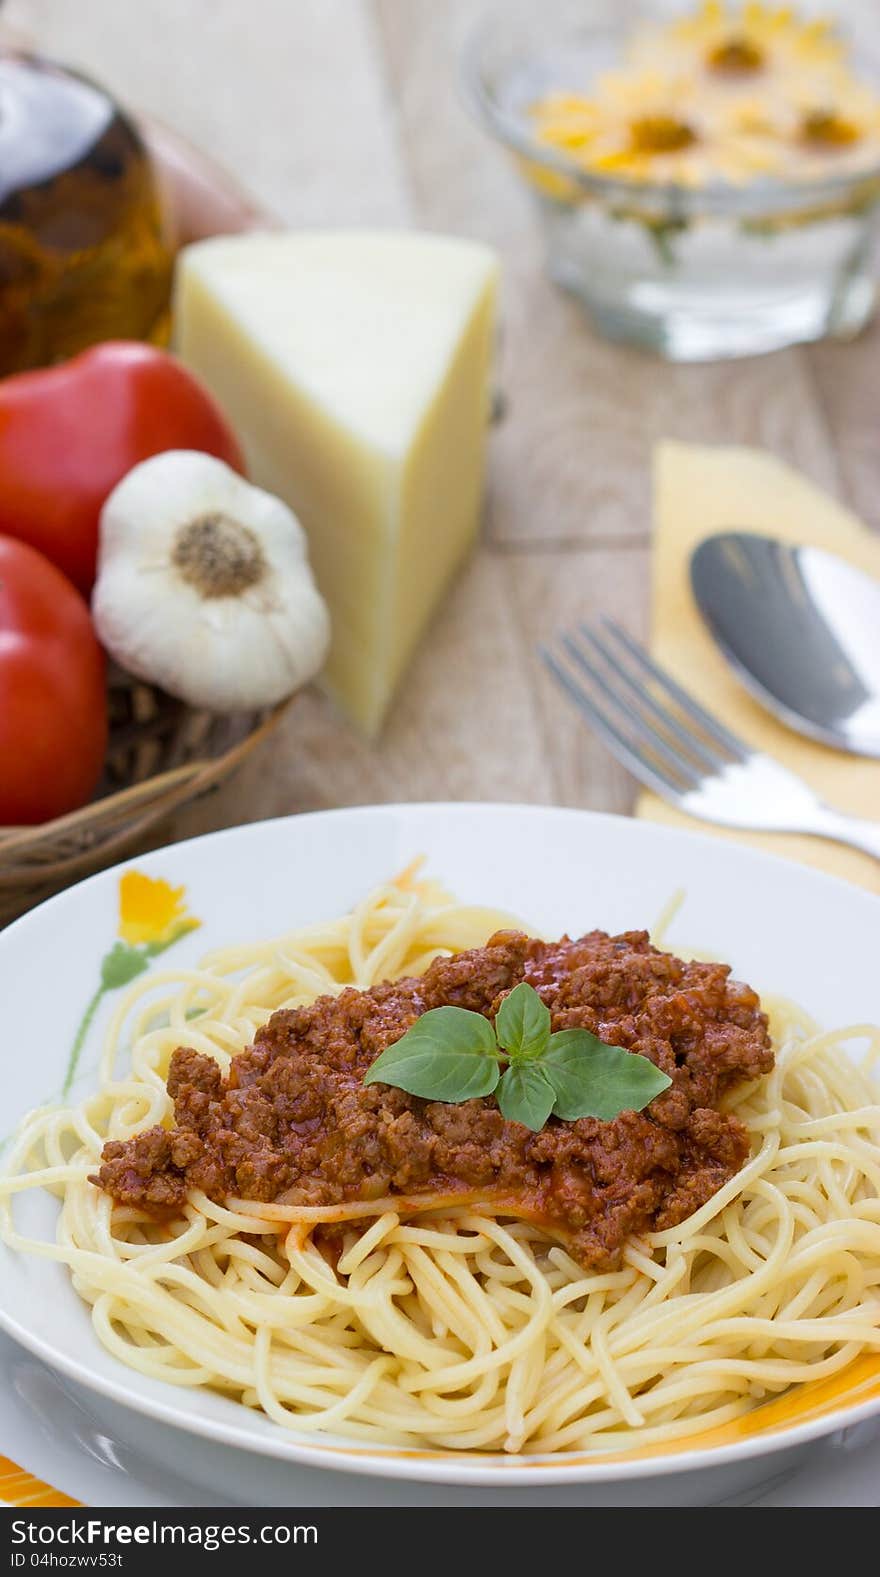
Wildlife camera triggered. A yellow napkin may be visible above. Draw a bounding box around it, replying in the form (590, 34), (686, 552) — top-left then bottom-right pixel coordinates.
(637, 443), (880, 894)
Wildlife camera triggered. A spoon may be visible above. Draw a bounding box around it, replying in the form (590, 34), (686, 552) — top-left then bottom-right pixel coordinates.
(690, 531), (880, 759)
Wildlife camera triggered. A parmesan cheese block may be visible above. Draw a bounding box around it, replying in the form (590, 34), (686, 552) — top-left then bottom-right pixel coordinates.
(174, 231), (499, 734)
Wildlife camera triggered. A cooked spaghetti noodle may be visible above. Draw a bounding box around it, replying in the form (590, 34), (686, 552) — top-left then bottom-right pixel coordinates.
(2, 870), (880, 1454)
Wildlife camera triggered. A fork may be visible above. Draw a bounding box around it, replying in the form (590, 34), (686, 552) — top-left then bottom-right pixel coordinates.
(541, 619), (880, 863)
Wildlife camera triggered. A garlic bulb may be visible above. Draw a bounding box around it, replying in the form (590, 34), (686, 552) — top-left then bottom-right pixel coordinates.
(92, 451), (330, 711)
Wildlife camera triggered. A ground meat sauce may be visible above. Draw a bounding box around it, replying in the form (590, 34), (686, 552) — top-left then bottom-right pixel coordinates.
(93, 929), (772, 1268)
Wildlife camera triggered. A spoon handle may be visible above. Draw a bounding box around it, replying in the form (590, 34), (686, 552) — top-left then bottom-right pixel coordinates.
(807, 807), (880, 864)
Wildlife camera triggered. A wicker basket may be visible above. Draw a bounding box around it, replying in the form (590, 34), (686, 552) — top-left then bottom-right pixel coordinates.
(0, 666), (291, 926)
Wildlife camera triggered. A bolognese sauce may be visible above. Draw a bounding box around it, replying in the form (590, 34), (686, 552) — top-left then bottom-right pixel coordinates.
(94, 929), (772, 1268)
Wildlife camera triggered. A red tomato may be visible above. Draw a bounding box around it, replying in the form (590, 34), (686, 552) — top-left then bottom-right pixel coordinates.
(0, 537), (107, 825)
(0, 342), (244, 594)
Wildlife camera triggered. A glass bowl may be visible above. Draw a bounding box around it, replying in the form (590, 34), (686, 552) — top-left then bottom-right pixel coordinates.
(462, 1), (880, 360)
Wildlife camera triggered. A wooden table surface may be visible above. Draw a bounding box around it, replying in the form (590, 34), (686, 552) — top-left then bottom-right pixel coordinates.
(7, 0), (879, 846)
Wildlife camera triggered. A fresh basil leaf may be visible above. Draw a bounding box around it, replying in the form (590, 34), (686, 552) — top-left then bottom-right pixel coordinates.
(497, 1062), (556, 1131)
(364, 1006), (500, 1102)
(495, 981), (551, 1062)
(543, 1029), (672, 1121)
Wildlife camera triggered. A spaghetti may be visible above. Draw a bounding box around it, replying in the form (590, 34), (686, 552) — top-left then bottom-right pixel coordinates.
(2, 870), (880, 1454)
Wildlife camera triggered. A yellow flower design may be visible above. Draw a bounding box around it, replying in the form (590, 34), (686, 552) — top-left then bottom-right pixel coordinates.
(118, 871), (200, 946)
(64, 870), (200, 1095)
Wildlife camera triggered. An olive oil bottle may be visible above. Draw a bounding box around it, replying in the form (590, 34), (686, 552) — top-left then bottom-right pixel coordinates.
(0, 52), (173, 375)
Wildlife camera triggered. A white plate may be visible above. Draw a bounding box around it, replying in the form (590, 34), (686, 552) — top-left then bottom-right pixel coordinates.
(3, 1332), (880, 1507)
(1, 804), (879, 1502)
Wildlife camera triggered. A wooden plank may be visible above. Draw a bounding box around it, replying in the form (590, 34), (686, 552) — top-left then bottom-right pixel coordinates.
(168, 541), (645, 846)
(504, 545), (649, 815)
(373, 0), (844, 549)
(5, 0), (410, 225)
(806, 317), (880, 538)
(167, 546), (560, 841)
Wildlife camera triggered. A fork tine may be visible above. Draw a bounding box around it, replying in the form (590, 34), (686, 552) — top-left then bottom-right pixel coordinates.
(601, 619), (750, 764)
(539, 645), (689, 803)
(562, 633), (703, 791)
(578, 622), (727, 774)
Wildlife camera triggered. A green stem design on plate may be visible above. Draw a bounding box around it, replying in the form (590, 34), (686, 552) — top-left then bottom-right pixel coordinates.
(63, 983), (106, 1097)
(61, 921), (199, 1099)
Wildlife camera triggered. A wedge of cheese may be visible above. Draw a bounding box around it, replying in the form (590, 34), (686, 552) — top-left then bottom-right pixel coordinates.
(174, 231), (499, 734)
